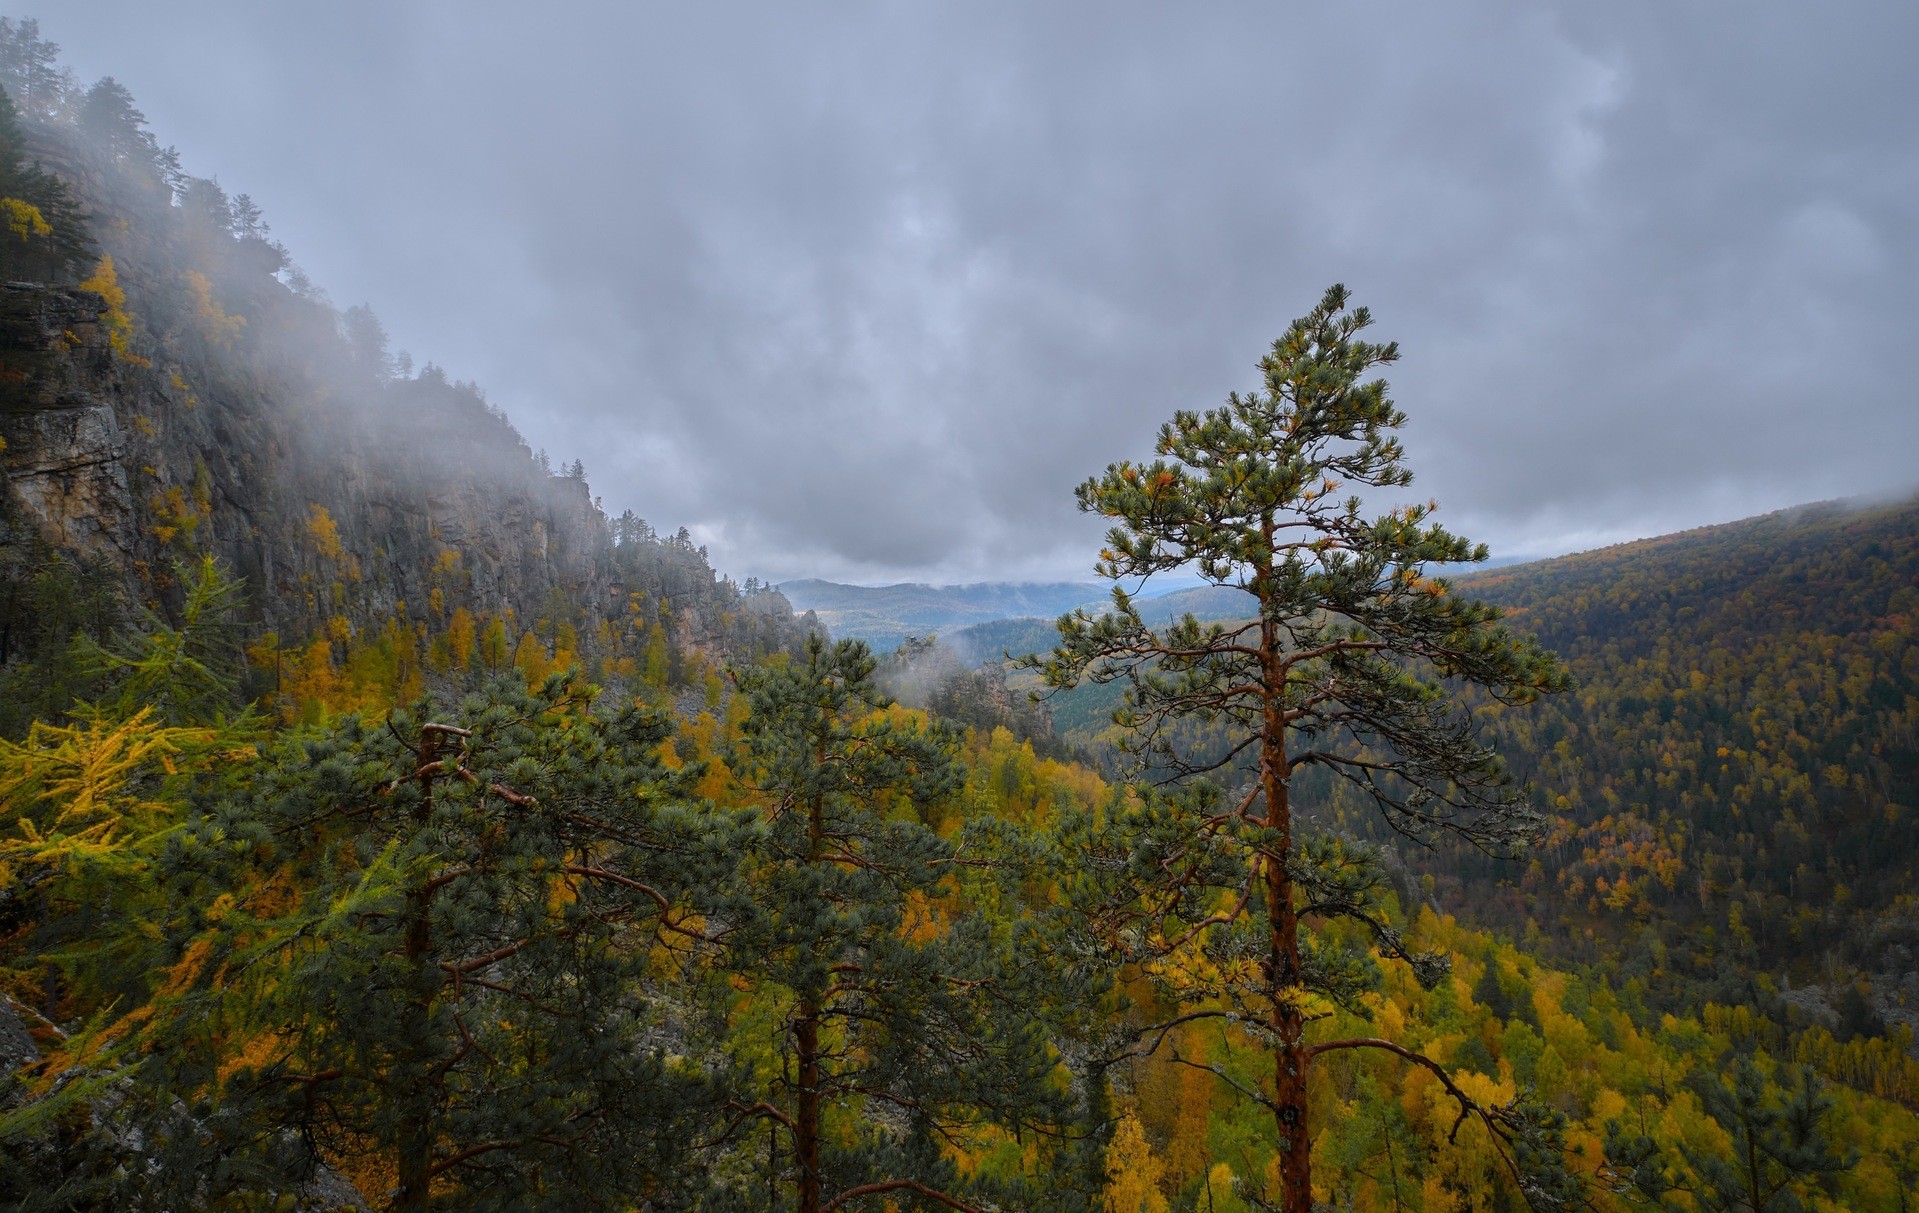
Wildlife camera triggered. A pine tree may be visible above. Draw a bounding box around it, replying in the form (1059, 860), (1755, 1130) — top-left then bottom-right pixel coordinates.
(1030, 285), (1571, 1212)
(77, 77), (156, 169)
(718, 635), (1088, 1212)
(0, 549), (121, 735)
(0, 85), (92, 280)
(84, 555), (251, 727)
(0, 568), (268, 1211)
(0, 20), (67, 120)
(1606, 1056), (1855, 1212)
(215, 674), (740, 1209)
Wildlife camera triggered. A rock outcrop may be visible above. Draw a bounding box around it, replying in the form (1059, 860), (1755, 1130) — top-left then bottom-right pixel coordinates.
(0, 283), (132, 563)
(0, 271), (800, 677)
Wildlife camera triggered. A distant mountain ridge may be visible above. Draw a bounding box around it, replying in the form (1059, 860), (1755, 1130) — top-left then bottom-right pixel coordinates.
(777, 579), (1102, 650)
(781, 577), (1260, 652)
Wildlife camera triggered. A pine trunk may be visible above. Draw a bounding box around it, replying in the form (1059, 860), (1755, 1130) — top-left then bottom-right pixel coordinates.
(1264, 631), (1312, 1213)
(796, 723), (829, 1213)
(395, 735), (440, 1212)
(796, 1005), (823, 1213)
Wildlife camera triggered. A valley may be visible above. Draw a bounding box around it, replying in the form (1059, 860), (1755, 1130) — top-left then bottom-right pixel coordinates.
(0, 19), (1914, 1213)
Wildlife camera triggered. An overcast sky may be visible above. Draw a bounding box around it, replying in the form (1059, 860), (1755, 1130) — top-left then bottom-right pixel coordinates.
(41, 2), (1919, 586)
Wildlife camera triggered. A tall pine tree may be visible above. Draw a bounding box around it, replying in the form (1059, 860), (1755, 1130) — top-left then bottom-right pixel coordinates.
(219, 674), (738, 1209)
(1030, 285), (1571, 1212)
(718, 635), (1090, 1212)
(0, 84), (91, 280)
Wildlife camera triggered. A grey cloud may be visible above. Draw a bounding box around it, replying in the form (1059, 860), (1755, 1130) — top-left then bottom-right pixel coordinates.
(44, 0), (1919, 583)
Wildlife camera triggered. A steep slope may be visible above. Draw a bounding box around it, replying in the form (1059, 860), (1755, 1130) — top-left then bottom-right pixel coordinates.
(0, 28), (809, 726)
(1437, 496), (1919, 1008)
(1027, 496), (1919, 1020)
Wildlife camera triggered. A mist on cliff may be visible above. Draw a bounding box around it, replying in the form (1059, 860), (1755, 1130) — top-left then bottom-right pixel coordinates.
(0, 17), (833, 704)
(0, 23), (576, 519)
(31, 3), (1919, 587)
(17, 4), (1919, 587)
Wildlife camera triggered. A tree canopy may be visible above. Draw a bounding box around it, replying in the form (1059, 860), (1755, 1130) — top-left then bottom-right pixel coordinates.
(1031, 284), (1570, 1211)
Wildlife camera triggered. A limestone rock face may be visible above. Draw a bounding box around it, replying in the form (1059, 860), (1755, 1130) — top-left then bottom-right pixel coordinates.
(0, 270), (807, 682)
(0, 278), (626, 646)
(0, 284), (135, 564)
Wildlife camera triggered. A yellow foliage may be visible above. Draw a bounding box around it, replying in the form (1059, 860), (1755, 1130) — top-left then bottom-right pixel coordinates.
(480, 614), (511, 669)
(78, 254), (148, 364)
(1, 196), (49, 240)
(1204, 1164), (1245, 1212)
(146, 484), (202, 549)
(215, 1028), (288, 1084)
(0, 710), (214, 847)
(513, 630), (554, 686)
(1103, 1112), (1170, 1213)
(900, 889), (947, 946)
(156, 935), (220, 998)
(306, 504), (345, 560)
(1592, 1086), (1628, 1123)
(1420, 1173), (1463, 1212)
(183, 269), (246, 347)
(1163, 1054), (1215, 1180)
(445, 607), (477, 671)
(276, 638), (350, 724)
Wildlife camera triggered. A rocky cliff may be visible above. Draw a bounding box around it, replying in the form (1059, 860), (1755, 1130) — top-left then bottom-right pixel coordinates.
(0, 273), (632, 644)
(0, 283), (127, 560)
(0, 70), (807, 709)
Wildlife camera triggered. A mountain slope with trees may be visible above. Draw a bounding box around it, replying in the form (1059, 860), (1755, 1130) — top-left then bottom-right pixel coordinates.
(0, 18), (812, 739)
(1445, 496), (1919, 1018)
(1, 16), (1916, 1212)
(1040, 493), (1919, 1029)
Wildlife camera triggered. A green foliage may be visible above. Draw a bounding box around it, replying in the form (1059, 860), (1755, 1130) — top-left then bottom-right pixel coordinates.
(0, 671), (751, 1210)
(1361, 498), (1919, 1037)
(0, 706), (263, 1210)
(0, 549), (122, 737)
(1029, 284), (1570, 1210)
(83, 555), (252, 727)
(718, 634), (1098, 1211)
(221, 674), (736, 1209)
(0, 82), (91, 281)
(0, 24), (1911, 1205)
(1606, 1056), (1855, 1211)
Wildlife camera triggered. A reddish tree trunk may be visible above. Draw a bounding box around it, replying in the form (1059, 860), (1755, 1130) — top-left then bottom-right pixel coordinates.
(1264, 632), (1313, 1213)
(796, 1004), (823, 1213)
(796, 723), (830, 1213)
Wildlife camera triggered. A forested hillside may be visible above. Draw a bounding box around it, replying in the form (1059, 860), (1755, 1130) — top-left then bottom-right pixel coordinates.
(0, 19), (811, 739)
(1446, 497), (1919, 1020)
(1040, 497), (1919, 1019)
(2, 17), (1916, 1213)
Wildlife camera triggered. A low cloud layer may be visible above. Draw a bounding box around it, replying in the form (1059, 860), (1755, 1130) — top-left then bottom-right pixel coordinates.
(48, 1), (1919, 583)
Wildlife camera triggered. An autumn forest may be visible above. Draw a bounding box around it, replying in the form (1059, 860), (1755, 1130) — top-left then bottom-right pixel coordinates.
(2, 18), (1917, 1213)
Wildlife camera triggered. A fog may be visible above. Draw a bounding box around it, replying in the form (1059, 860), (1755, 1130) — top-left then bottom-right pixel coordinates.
(39, 1), (1919, 585)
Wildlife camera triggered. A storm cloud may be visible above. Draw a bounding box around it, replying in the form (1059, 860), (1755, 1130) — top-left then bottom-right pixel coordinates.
(43, 1), (1919, 583)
